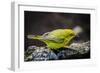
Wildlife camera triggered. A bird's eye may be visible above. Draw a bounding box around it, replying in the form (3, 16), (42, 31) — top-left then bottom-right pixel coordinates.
(70, 33), (74, 36)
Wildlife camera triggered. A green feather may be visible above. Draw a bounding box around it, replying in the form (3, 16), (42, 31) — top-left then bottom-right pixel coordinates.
(28, 29), (76, 49)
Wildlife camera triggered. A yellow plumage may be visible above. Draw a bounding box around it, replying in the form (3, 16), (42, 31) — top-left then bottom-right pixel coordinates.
(28, 29), (76, 50)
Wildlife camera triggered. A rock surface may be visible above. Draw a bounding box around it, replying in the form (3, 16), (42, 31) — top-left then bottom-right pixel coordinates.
(24, 41), (90, 61)
(32, 47), (58, 61)
(69, 41), (90, 54)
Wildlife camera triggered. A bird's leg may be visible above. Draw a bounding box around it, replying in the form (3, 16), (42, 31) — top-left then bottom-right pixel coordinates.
(64, 46), (70, 49)
(64, 36), (75, 49)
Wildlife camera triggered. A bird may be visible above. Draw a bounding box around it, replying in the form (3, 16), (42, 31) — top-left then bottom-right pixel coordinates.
(27, 29), (77, 50)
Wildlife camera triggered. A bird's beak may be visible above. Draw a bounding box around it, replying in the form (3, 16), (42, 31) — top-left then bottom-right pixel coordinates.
(75, 33), (79, 38)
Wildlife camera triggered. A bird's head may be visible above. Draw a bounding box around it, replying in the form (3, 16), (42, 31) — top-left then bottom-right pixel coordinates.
(64, 29), (76, 38)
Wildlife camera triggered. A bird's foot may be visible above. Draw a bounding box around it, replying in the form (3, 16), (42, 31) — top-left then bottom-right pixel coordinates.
(64, 46), (70, 49)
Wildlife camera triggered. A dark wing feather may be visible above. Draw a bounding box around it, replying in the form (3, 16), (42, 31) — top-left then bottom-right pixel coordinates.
(42, 32), (64, 43)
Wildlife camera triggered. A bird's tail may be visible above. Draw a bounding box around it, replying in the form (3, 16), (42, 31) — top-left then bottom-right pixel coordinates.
(27, 35), (42, 40)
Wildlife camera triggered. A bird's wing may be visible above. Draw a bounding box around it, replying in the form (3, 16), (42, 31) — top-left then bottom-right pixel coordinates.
(42, 34), (65, 43)
(49, 37), (64, 43)
(42, 32), (50, 37)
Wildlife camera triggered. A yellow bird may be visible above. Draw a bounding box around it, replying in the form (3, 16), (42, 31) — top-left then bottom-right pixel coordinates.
(27, 29), (77, 50)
